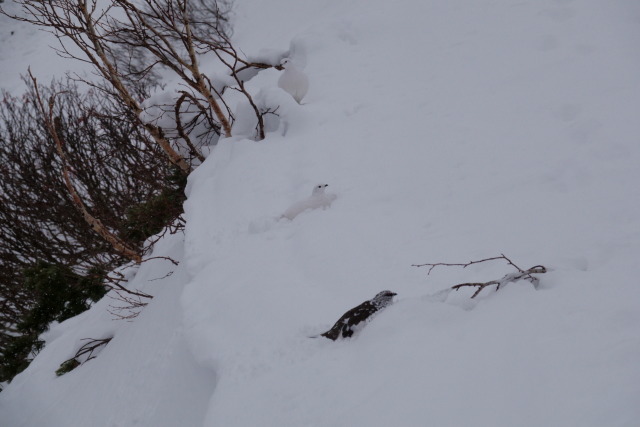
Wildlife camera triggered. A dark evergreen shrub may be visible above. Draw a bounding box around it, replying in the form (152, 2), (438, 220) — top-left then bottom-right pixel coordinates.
(0, 263), (106, 383)
(122, 168), (187, 244)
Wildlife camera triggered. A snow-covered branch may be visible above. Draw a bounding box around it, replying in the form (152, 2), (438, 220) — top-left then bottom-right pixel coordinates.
(414, 254), (547, 298)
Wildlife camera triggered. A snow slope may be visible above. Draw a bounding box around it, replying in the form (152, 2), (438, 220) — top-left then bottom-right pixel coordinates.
(2, 0), (640, 426)
(0, 0), (87, 92)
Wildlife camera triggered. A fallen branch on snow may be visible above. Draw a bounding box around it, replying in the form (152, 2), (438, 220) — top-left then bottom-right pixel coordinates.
(413, 254), (547, 298)
(56, 337), (113, 376)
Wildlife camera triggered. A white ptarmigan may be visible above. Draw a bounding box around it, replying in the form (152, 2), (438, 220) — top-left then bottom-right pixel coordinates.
(320, 290), (397, 340)
(277, 58), (309, 104)
(281, 184), (336, 221)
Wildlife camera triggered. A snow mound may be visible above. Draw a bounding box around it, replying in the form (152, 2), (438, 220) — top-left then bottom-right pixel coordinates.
(2, 0), (640, 426)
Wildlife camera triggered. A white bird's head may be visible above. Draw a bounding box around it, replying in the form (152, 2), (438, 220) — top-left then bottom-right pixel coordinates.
(311, 184), (329, 196)
(280, 58), (292, 68)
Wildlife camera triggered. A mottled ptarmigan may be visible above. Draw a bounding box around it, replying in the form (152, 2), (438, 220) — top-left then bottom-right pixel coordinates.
(320, 290), (397, 340)
(281, 184), (336, 221)
(277, 58), (309, 104)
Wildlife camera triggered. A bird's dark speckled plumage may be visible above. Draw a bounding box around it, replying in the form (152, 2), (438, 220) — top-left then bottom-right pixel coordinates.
(320, 290), (397, 340)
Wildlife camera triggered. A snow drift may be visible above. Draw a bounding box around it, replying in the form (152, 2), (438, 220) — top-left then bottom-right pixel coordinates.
(1, 0), (640, 426)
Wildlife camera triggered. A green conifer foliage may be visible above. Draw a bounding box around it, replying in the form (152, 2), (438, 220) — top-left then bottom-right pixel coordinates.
(0, 263), (106, 383)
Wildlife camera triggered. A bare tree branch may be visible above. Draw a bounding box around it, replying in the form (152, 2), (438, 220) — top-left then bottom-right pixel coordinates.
(29, 70), (143, 264)
(412, 254), (517, 274)
(451, 265), (547, 298)
(56, 336), (112, 375)
(414, 254), (547, 298)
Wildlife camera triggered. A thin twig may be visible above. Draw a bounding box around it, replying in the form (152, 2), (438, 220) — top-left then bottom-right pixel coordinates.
(175, 92), (206, 162)
(412, 254), (517, 275)
(75, 337), (113, 362)
(57, 336), (113, 374)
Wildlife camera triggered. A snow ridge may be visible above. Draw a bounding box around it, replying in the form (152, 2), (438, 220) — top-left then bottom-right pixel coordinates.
(2, 0), (640, 426)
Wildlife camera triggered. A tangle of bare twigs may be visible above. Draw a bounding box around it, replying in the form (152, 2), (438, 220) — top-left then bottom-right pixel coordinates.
(414, 254), (547, 298)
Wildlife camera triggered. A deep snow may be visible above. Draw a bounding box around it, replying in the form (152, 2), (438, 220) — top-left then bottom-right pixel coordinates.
(2, 0), (640, 426)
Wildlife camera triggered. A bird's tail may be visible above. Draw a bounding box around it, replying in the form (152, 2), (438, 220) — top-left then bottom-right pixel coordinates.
(308, 332), (335, 340)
